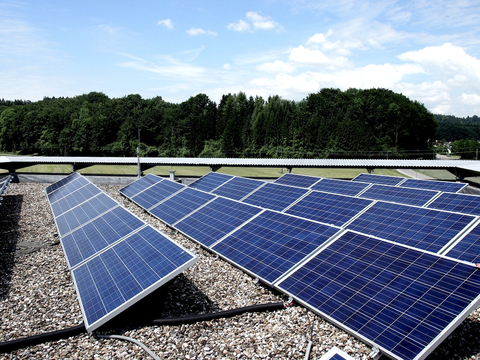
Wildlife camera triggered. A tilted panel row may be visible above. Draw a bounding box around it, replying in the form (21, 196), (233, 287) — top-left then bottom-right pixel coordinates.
(47, 173), (198, 332)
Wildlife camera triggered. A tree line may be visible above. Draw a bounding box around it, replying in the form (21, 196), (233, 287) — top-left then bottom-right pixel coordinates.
(435, 115), (480, 142)
(0, 88), (437, 159)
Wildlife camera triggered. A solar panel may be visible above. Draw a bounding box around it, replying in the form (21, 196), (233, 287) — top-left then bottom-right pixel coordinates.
(358, 184), (439, 207)
(310, 178), (370, 197)
(276, 231), (480, 360)
(47, 176), (90, 203)
(0, 174), (12, 202)
(211, 210), (340, 285)
(444, 223), (480, 264)
(55, 193), (119, 236)
(319, 347), (355, 360)
(72, 225), (197, 332)
(242, 183), (309, 211)
(188, 172), (233, 192)
(285, 191), (373, 227)
(274, 173), (321, 188)
(352, 174), (405, 186)
(149, 188), (215, 225)
(119, 173), (163, 198)
(131, 180), (184, 210)
(45, 172), (81, 194)
(61, 206), (145, 268)
(50, 183), (102, 217)
(46, 173), (198, 333)
(346, 201), (476, 253)
(400, 178), (466, 193)
(212, 176), (264, 200)
(174, 197), (263, 247)
(427, 192), (480, 216)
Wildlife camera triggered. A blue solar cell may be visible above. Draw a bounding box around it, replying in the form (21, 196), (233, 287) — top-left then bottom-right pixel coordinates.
(346, 202), (475, 253)
(61, 206), (145, 268)
(51, 183), (102, 217)
(46, 172), (81, 194)
(353, 174), (405, 186)
(427, 192), (480, 216)
(175, 197), (263, 247)
(189, 172), (233, 192)
(310, 178), (370, 197)
(277, 231), (480, 360)
(358, 184), (439, 207)
(47, 176), (90, 203)
(150, 188), (215, 225)
(400, 178), (466, 193)
(274, 173), (321, 188)
(212, 210), (340, 284)
(285, 191), (373, 227)
(131, 180), (184, 209)
(73, 226), (197, 331)
(212, 177), (264, 200)
(55, 193), (118, 236)
(242, 183), (309, 211)
(119, 174), (163, 198)
(446, 224), (480, 264)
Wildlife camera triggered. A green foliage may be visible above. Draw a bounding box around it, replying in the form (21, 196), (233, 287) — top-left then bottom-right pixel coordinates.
(0, 89), (437, 159)
(451, 139), (479, 159)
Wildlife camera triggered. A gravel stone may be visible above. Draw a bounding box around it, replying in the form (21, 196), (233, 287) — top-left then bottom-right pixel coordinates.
(0, 183), (479, 359)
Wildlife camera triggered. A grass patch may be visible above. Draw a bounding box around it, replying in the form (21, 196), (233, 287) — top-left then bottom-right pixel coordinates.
(145, 166), (211, 177)
(416, 169), (457, 180)
(16, 164), (71, 173)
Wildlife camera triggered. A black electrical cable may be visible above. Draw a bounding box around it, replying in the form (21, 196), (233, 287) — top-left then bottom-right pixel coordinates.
(0, 322), (86, 353)
(0, 302), (285, 353)
(147, 302), (285, 326)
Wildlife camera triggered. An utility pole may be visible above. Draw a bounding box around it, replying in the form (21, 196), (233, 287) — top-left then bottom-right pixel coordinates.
(137, 127), (141, 178)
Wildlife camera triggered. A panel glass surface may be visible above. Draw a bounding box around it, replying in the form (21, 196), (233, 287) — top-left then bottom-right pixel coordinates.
(61, 206), (144, 268)
(55, 193), (118, 236)
(242, 183), (309, 211)
(47, 176), (89, 203)
(188, 172), (233, 192)
(131, 180), (184, 210)
(212, 210), (340, 284)
(150, 188), (215, 225)
(51, 183), (102, 217)
(72, 225), (196, 331)
(175, 197), (263, 247)
(119, 174), (163, 198)
(400, 178), (466, 193)
(46, 172), (81, 194)
(346, 201), (475, 253)
(274, 173), (321, 188)
(286, 191), (373, 227)
(212, 176), (264, 200)
(277, 231), (480, 360)
(427, 192), (480, 216)
(445, 224), (480, 264)
(352, 174), (405, 186)
(358, 184), (439, 207)
(311, 178), (370, 197)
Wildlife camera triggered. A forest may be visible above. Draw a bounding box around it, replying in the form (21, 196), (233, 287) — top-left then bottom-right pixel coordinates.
(435, 114), (480, 142)
(0, 88), (437, 159)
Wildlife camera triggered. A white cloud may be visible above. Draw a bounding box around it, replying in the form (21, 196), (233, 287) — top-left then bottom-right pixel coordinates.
(223, 63), (231, 70)
(157, 19), (174, 30)
(461, 93), (480, 106)
(289, 46), (329, 64)
(186, 28), (217, 36)
(256, 60), (296, 73)
(398, 43), (480, 89)
(227, 19), (250, 32)
(227, 12), (283, 32)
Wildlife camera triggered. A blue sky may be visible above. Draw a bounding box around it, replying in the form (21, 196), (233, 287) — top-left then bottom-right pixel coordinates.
(2, 0), (480, 117)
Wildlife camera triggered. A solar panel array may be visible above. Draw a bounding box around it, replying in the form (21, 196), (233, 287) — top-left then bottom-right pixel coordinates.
(0, 174), (12, 204)
(46, 173), (198, 332)
(120, 172), (480, 360)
